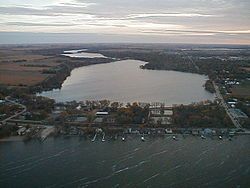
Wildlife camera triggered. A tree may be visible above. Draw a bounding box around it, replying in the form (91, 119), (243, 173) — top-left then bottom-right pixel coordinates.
(110, 102), (119, 111)
(99, 100), (110, 108)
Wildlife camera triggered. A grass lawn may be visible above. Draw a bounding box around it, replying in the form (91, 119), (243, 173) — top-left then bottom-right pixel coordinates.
(231, 80), (250, 98)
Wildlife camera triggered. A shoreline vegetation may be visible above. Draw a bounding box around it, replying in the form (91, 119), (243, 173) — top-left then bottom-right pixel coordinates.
(0, 44), (249, 141)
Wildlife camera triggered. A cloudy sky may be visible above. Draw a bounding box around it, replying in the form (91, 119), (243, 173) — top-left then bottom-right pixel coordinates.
(0, 0), (250, 44)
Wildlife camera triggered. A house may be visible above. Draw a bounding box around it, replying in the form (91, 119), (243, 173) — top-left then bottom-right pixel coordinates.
(165, 128), (173, 134)
(76, 105), (81, 110)
(75, 116), (87, 122)
(149, 105), (173, 125)
(150, 109), (161, 116)
(203, 128), (213, 135)
(106, 117), (116, 123)
(96, 112), (109, 116)
(227, 101), (237, 105)
(149, 102), (164, 109)
(163, 110), (173, 116)
(150, 117), (172, 125)
(94, 117), (103, 123)
(192, 129), (199, 135)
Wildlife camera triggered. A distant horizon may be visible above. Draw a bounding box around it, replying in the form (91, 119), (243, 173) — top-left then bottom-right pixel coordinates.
(0, 32), (250, 46)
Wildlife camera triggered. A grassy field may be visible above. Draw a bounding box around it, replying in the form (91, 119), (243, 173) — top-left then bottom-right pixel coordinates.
(0, 44), (114, 88)
(231, 80), (250, 98)
(0, 70), (49, 86)
(0, 46), (60, 86)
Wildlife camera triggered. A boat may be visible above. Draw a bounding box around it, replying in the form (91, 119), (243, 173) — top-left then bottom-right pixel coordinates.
(102, 133), (105, 142)
(141, 135), (145, 142)
(91, 133), (97, 142)
(201, 135), (206, 139)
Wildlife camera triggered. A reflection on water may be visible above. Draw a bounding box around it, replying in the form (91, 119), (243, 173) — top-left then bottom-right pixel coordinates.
(0, 136), (249, 188)
(40, 59), (214, 104)
(62, 49), (108, 58)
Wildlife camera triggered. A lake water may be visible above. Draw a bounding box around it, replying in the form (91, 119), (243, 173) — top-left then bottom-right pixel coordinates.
(1, 136), (250, 188)
(62, 49), (108, 58)
(40, 59), (214, 104)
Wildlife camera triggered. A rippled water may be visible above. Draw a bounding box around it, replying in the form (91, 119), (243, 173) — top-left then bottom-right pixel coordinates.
(1, 136), (250, 188)
(40, 59), (214, 104)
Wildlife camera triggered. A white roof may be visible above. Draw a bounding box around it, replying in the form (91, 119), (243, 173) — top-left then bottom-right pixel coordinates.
(164, 110), (173, 115)
(96, 112), (109, 115)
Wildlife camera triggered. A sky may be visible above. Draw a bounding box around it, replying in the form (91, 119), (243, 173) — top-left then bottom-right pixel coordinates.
(0, 0), (250, 44)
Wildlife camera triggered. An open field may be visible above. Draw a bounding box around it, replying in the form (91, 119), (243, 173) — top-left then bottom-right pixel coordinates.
(0, 44), (114, 89)
(0, 70), (49, 86)
(231, 81), (250, 98)
(0, 46), (57, 86)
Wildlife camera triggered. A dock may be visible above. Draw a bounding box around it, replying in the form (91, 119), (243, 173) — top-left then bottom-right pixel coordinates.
(40, 126), (55, 141)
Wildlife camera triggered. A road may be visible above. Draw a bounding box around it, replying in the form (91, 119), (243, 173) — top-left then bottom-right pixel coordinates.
(212, 81), (242, 129)
(0, 96), (27, 125)
(181, 50), (200, 72)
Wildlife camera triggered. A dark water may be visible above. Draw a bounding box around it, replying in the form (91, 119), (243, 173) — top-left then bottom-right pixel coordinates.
(40, 60), (214, 104)
(1, 136), (250, 188)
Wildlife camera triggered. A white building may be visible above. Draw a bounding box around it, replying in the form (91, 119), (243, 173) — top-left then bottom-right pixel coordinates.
(96, 112), (109, 116)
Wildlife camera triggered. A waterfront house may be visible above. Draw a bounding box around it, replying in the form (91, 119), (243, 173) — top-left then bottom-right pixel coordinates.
(192, 129), (199, 136)
(163, 110), (173, 116)
(96, 112), (109, 116)
(165, 128), (173, 134)
(150, 109), (161, 116)
(149, 105), (173, 126)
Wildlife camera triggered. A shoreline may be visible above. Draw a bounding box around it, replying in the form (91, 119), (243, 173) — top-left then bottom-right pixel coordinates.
(1, 129), (247, 143)
(0, 136), (23, 142)
(37, 58), (214, 104)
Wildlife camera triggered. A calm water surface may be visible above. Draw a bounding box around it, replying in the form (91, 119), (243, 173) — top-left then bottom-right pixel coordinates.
(1, 136), (250, 188)
(40, 59), (214, 104)
(62, 49), (108, 58)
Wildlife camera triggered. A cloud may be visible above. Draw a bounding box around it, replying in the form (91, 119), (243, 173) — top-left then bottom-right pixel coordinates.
(126, 13), (217, 19)
(0, 0), (249, 44)
(141, 29), (250, 36)
(58, 2), (96, 8)
(5, 22), (78, 27)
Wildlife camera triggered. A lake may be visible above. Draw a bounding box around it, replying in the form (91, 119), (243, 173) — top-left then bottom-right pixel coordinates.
(1, 136), (249, 188)
(62, 49), (108, 58)
(40, 56), (214, 104)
